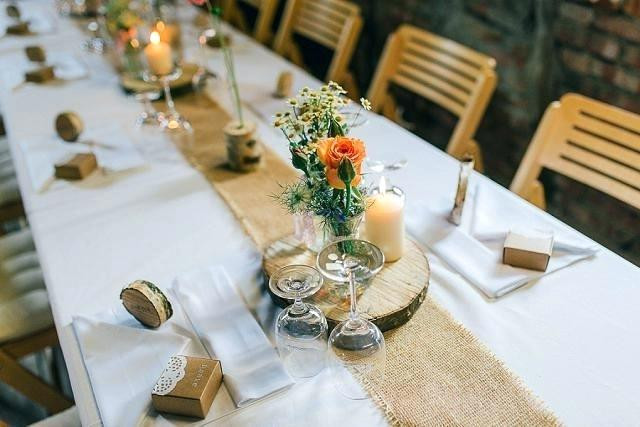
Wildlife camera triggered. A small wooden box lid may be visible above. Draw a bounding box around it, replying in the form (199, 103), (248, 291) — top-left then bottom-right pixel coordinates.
(503, 229), (554, 272)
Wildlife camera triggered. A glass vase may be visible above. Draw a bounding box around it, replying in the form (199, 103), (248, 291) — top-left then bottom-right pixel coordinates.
(293, 212), (363, 253)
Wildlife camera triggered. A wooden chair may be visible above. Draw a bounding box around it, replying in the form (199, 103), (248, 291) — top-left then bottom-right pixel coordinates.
(273, 0), (363, 96)
(367, 25), (497, 171)
(222, 0), (279, 44)
(0, 230), (72, 414)
(511, 93), (640, 210)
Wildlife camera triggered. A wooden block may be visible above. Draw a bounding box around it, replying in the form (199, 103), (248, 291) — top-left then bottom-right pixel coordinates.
(25, 45), (46, 63)
(54, 153), (97, 180)
(274, 71), (293, 98)
(6, 21), (29, 35)
(503, 230), (553, 271)
(120, 280), (173, 328)
(152, 356), (222, 419)
(25, 66), (55, 83)
(55, 112), (84, 142)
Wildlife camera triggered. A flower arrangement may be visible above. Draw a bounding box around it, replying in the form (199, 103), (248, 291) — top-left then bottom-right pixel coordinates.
(274, 82), (372, 241)
(188, 0), (244, 127)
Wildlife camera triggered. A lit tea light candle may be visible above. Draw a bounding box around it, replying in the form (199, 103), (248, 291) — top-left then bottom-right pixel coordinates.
(144, 31), (173, 76)
(365, 176), (405, 262)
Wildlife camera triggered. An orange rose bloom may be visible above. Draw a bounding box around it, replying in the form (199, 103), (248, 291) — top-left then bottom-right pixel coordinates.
(316, 136), (366, 189)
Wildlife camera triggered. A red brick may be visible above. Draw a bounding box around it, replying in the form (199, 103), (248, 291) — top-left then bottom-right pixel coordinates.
(622, 44), (640, 67)
(587, 33), (621, 60)
(594, 15), (640, 43)
(559, 2), (595, 24)
(590, 58), (617, 80)
(562, 48), (592, 74)
(554, 18), (589, 47)
(613, 68), (640, 92)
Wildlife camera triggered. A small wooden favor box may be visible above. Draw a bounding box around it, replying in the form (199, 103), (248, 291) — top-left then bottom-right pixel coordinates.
(503, 230), (554, 272)
(152, 356), (223, 419)
(54, 153), (97, 180)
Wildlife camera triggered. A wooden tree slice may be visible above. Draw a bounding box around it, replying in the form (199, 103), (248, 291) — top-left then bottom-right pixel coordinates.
(263, 235), (430, 332)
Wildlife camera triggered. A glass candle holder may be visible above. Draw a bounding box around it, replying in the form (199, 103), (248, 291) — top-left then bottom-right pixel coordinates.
(364, 178), (405, 262)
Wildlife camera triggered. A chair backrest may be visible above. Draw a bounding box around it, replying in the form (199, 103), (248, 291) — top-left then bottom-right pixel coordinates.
(367, 24), (497, 160)
(511, 93), (640, 210)
(273, 0), (362, 88)
(223, 0), (279, 44)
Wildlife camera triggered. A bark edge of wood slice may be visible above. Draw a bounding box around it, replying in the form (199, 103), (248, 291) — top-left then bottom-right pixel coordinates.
(263, 235), (429, 332)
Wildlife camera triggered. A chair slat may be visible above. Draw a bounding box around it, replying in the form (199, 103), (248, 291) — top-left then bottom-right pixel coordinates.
(400, 50), (477, 92)
(294, 19), (340, 49)
(395, 62), (471, 106)
(301, 0), (357, 17)
(392, 73), (465, 116)
(566, 127), (640, 169)
(554, 143), (640, 186)
(297, 7), (345, 35)
(404, 27), (492, 69)
(572, 112), (640, 153)
(404, 40), (483, 83)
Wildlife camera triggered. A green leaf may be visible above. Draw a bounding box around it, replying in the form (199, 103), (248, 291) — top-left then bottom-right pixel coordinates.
(291, 149), (308, 172)
(338, 157), (356, 185)
(328, 117), (346, 137)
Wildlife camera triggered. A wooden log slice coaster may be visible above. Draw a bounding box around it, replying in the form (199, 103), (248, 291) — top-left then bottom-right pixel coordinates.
(264, 235), (429, 332)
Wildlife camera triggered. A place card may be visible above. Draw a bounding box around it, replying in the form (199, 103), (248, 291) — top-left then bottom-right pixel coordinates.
(25, 45), (46, 63)
(503, 229), (554, 271)
(152, 356), (222, 419)
(6, 4), (20, 18)
(55, 112), (84, 142)
(54, 153), (97, 180)
(120, 280), (174, 328)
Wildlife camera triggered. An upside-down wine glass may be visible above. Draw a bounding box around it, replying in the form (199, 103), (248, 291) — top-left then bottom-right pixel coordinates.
(316, 239), (386, 399)
(269, 265), (328, 378)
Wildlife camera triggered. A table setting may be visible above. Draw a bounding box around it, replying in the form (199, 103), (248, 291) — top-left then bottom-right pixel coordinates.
(1, 1), (639, 426)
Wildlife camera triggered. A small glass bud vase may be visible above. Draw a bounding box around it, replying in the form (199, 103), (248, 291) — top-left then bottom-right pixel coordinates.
(326, 213), (364, 242)
(223, 121), (264, 172)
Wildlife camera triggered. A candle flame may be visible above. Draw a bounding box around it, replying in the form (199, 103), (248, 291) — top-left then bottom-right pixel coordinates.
(379, 175), (387, 194)
(150, 31), (160, 44)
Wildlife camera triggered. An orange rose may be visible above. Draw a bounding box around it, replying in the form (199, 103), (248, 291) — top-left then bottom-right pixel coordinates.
(316, 137), (366, 189)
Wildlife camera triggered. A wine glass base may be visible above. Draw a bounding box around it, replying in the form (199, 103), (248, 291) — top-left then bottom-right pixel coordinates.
(160, 114), (192, 132)
(135, 112), (162, 128)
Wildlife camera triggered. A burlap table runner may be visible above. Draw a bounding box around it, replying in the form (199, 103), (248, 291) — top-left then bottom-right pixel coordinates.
(162, 93), (560, 426)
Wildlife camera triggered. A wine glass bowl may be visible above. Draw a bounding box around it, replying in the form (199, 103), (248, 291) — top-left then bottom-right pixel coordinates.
(317, 239), (386, 400)
(269, 265), (328, 379)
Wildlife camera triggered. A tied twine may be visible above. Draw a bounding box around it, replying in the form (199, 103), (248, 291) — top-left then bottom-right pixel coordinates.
(159, 92), (561, 426)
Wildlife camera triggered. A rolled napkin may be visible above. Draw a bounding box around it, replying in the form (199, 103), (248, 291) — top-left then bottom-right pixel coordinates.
(22, 124), (146, 191)
(172, 266), (293, 407)
(406, 185), (598, 298)
(73, 302), (200, 427)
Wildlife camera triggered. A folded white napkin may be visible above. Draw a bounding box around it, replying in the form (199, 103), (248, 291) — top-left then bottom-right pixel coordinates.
(407, 184), (598, 298)
(21, 124), (146, 191)
(73, 304), (191, 427)
(172, 266), (294, 407)
(1, 52), (88, 90)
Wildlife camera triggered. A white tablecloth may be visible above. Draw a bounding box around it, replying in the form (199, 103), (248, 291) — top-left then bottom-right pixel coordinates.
(1, 2), (639, 426)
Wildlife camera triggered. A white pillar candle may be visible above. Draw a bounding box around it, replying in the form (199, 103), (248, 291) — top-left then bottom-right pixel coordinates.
(144, 31), (173, 76)
(365, 177), (405, 262)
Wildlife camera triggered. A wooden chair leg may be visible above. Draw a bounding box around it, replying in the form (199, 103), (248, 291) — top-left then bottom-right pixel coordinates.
(467, 139), (484, 172)
(526, 179), (547, 210)
(341, 72), (359, 100)
(0, 349), (73, 413)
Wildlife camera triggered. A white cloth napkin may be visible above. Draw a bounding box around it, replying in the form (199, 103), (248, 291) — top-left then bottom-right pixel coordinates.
(1, 52), (88, 90)
(407, 184), (598, 298)
(172, 265), (294, 407)
(21, 124), (146, 191)
(73, 304), (191, 427)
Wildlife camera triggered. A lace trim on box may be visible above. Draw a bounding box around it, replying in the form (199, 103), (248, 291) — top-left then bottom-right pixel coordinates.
(152, 356), (187, 395)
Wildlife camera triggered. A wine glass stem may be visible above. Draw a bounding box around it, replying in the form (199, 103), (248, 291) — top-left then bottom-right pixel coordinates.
(290, 297), (307, 316)
(348, 268), (358, 321)
(162, 78), (177, 116)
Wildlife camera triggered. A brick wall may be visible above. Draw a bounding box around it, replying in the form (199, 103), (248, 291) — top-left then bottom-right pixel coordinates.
(340, 0), (640, 265)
